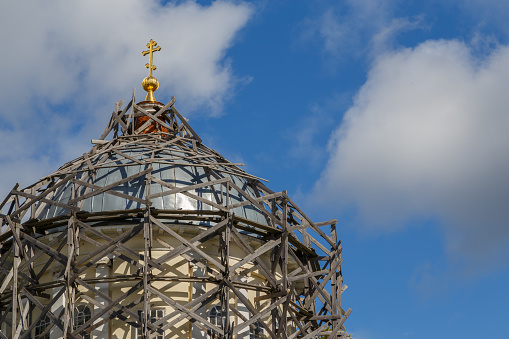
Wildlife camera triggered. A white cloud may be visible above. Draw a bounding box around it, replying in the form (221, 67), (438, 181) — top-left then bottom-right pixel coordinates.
(0, 0), (252, 198)
(302, 1), (422, 60)
(0, 0), (252, 114)
(314, 39), (509, 269)
(371, 16), (424, 55)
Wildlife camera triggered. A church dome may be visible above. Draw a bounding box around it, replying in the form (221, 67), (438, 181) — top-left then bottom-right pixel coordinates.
(36, 101), (268, 227)
(0, 40), (348, 339)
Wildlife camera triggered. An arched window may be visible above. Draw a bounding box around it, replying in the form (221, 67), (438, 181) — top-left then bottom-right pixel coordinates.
(136, 309), (164, 339)
(250, 321), (264, 339)
(73, 304), (91, 339)
(34, 315), (50, 339)
(208, 306), (223, 338)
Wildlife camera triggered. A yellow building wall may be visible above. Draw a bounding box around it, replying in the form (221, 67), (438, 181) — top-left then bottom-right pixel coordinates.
(21, 223), (293, 339)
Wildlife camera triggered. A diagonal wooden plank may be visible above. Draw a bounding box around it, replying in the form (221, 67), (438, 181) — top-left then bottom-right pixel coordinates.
(0, 246), (13, 269)
(111, 148), (146, 165)
(68, 166), (152, 204)
(75, 222), (144, 268)
(118, 98), (132, 120)
(146, 176), (230, 200)
(111, 110), (128, 132)
(98, 116), (115, 140)
(307, 232), (332, 256)
(278, 282), (296, 338)
(304, 259), (342, 310)
(133, 104), (173, 134)
(230, 226), (277, 288)
(0, 267), (13, 294)
(13, 292), (31, 338)
(301, 322), (330, 339)
(288, 320), (312, 339)
(288, 248), (335, 311)
(287, 267), (338, 282)
(0, 263), (33, 294)
(21, 233), (69, 267)
(78, 230), (145, 270)
(72, 277), (157, 334)
(4, 216), (38, 283)
(72, 178), (146, 204)
(229, 239), (280, 274)
(283, 193), (334, 247)
(154, 217), (228, 265)
(148, 175), (228, 212)
(0, 299), (13, 332)
(224, 279), (277, 339)
(34, 232), (68, 281)
(233, 296), (286, 334)
(133, 97), (175, 134)
(159, 284), (221, 331)
(170, 105), (202, 142)
(9, 174), (76, 218)
(0, 184), (17, 212)
(228, 181), (281, 227)
(324, 308), (352, 337)
(150, 215), (225, 272)
(12, 189), (80, 214)
(148, 285), (224, 336)
(20, 286), (75, 339)
(228, 191), (285, 210)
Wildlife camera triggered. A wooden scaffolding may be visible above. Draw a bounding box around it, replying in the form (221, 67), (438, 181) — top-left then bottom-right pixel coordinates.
(0, 96), (351, 339)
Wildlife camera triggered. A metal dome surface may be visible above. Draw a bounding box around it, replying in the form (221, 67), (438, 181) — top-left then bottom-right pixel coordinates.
(36, 142), (268, 225)
(26, 98), (273, 229)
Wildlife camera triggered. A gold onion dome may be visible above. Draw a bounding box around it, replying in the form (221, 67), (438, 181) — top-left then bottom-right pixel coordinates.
(142, 75), (159, 101)
(141, 39), (161, 102)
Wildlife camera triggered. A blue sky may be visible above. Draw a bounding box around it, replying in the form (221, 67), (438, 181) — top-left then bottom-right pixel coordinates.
(1, 1), (509, 338)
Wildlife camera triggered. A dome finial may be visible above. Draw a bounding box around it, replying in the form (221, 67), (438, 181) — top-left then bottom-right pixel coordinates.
(141, 39), (161, 102)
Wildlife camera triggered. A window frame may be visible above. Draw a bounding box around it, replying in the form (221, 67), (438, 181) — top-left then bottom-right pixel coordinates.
(208, 305), (223, 339)
(73, 304), (92, 339)
(34, 315), (51, 339)
(135, 309), (165, 339)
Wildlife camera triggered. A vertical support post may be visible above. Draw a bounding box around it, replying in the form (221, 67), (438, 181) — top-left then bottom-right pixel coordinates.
(302, 227), (312, 313)
(27, 227), (35, 337)
(330, 221), (338, 339)
(142, 209), (149, 339)
(93, 257), (111, 339)
(143, 176), (153, 339)
(191, 260), (206, 339)
(63, 186), (79, 338)
(11, 221), (20, 339)
(219, 214), (231, 338)
(113, 101), (121, 139)
(237, 273), (250, 339)
(188, 263), (193, 339)
(50, 272), (64, 339)
(225, 183), (230, 209)
(280, 200), (289, 338)
(30, 187), (36, 220)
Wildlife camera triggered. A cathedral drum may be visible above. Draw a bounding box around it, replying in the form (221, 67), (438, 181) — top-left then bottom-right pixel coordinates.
(0, 40), (350, 339)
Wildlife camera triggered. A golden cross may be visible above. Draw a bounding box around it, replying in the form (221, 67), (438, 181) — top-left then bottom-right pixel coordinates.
(142, 39), (161, 77)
